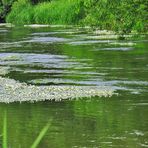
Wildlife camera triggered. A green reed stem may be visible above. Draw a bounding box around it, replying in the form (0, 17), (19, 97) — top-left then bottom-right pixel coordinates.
(3, 111), (7, 148)
(31, 119), (52, 148)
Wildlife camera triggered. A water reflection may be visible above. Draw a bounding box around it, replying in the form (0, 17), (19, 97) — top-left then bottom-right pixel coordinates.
(0, 93), (148, 147)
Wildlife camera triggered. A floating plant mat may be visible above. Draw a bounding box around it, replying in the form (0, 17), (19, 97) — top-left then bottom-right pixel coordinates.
(0, 76), (115, 103)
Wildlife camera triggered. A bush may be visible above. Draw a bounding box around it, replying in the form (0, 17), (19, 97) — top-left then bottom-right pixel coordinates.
(7, 0), (84, 25)
(6, 0), (34, 24)
(0, 0), (15, 22)
(6, 0), (148, 33)
(82, 0), (147, 33)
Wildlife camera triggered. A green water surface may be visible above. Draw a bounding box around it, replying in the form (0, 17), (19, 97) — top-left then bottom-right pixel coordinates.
(0, 26), (148, 148)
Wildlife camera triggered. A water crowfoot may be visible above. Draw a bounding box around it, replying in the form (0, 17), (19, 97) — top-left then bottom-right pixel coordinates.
(0, 76), (115, 103)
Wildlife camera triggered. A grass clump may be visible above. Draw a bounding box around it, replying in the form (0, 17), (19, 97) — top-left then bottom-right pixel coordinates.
(6, 0), (84, 25)
(34, 0), (83, 24)
(6, 0), (34, 25)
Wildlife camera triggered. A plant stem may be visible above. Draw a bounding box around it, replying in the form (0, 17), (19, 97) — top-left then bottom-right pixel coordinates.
(31, 119), (52, 148)
(3, 110), (7, 148)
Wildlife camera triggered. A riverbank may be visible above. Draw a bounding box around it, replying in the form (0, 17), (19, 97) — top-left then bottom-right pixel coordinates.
(4, 0), (148, 34)
(1, 23), (147, 38)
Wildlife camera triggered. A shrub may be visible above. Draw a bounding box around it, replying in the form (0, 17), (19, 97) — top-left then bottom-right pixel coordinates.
(6, 0), (34, 24)
(6, 0), (148, 33)
(7, 0), (84, 25)
(82, 0), (147, 33)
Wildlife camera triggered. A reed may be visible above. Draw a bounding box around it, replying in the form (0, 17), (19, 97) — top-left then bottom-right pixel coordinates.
(7, 0), (83, 25)
(31, 119), (52, 148)
(2, 110), (7, 148)
(1, 113), (52, 148)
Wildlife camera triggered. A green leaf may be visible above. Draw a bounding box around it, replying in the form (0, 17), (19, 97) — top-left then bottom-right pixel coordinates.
(31, 119), (52, 148)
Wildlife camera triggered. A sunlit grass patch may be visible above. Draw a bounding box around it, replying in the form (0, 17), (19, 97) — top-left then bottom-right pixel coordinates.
(6, 0), (34, 25)
(6, 0), (83, 25)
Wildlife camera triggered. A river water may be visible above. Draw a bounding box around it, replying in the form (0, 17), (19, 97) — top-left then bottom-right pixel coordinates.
(0, 25), (148, 147)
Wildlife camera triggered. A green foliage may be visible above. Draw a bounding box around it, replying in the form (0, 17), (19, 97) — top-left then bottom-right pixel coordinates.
(33, 0), (81, 24)
(82, 0), (148, 33)
(0, 0), (15, 22)
(7, 0), (83, 25)
(6, 0), (34, 24)
(6, 0), (148, 33)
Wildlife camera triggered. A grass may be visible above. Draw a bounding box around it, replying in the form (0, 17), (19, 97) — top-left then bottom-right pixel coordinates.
(6, 0), (34, 25)
(6, 0), (147, 33)
(6, 0), (83, 25)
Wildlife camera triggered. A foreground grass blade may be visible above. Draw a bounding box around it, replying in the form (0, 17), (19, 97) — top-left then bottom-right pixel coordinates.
(3, 111), (7, 148)
(31, 119), (52, 148)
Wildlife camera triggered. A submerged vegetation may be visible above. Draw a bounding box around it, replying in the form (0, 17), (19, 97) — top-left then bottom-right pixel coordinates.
(1, 0), (147, 33)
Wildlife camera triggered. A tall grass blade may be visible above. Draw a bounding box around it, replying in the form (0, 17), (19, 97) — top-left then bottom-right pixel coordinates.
(31, 119), (52, 148)
(3, 111), (7, 148)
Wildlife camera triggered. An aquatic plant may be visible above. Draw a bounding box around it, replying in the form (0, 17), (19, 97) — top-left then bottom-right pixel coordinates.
(0, 56), (115, 103)
(2, 111), (7, 148)
(0, 66), (10, 76)
(31, 119), (52, 148)
(0, 76), (115, 103)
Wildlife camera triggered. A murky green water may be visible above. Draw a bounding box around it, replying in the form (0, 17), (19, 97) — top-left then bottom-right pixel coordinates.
(0, 25), (148, 147)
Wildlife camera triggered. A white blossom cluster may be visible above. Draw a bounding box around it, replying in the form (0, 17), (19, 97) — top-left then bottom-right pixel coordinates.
(0, 76), (114, 103)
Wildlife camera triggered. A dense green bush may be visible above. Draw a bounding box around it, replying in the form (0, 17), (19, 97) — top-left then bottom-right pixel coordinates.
(82, 0), (147, 33)
(6, 0), (34, 24)
(33, 0), (84, 24)
(6, 0), (84, 25)
(6, 0), (148, 33)
(0, 0), (15, 22)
